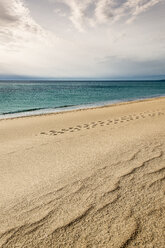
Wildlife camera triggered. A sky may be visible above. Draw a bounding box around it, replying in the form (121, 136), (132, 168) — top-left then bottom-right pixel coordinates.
(0, 0), (165, 79)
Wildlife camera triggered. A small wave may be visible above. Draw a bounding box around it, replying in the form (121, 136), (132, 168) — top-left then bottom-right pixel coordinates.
(2, 108), (46, 115)
(1, 105), (76, 115)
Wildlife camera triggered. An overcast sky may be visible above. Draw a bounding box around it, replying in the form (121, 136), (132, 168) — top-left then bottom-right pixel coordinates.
(0, 0), (165, 79)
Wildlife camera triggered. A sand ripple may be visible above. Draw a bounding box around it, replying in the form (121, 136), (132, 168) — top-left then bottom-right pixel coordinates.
(0, 140), (165, 247)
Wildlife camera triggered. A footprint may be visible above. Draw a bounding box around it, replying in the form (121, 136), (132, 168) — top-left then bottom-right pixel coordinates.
(40, 110), (161, 138)
(74, 128), (80, 131)
(40, 132), (46, 135)
(58, 131), (64, 134)
(50, 132), (57, 136)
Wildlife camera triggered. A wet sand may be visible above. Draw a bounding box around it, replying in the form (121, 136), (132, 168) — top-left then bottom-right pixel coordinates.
(0, 97), (165, 247)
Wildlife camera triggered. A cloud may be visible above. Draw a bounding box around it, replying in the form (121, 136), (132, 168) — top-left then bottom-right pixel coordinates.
(53, 0), (162, 31)
(0, 0), (63, 77)
(59, 0), (95, 31)
(0, 0), (164, 78)
(95, 0), (162, 24)
(0, 1), (18, 25)
(0, 0), (43, 46)
(125, 0), (162, 23)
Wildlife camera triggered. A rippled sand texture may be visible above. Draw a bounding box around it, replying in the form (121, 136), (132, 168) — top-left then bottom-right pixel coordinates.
(0, 97), (165, 247)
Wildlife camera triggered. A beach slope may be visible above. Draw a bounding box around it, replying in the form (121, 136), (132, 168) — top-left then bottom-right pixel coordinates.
(0, 97), (165, 247)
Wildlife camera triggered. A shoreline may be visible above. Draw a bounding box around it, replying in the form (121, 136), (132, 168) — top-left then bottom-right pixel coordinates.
(1, 95), (165, 121)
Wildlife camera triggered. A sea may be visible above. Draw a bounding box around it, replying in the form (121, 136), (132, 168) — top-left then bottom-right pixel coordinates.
(0, 80), (165, 119)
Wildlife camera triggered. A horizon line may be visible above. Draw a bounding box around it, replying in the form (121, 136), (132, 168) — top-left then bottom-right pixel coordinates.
(0, 78), (165, 82)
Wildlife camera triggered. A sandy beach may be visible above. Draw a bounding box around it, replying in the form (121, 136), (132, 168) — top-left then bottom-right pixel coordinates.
(0, 97), (165, 248)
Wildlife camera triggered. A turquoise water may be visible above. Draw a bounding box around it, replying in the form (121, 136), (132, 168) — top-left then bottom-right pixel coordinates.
(0, 80), (165, 119)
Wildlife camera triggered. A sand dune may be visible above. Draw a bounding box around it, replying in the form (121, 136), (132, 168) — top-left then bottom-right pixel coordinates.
(0, 97), (165, 247)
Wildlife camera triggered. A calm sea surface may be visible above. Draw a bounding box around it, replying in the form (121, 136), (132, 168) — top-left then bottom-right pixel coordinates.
(0, 80), (165, 119)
